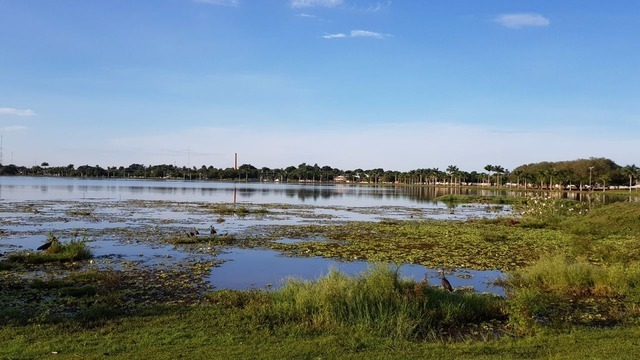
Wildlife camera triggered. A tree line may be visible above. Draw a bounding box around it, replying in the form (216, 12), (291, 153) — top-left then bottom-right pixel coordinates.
(0, 157), (637, 189)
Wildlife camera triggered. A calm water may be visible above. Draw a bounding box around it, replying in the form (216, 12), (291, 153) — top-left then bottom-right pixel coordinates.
(212, 248), (505, 295)
(0, 176), (522, 294)
(1, 176), (624, 205)
(0, 176), (475, 205)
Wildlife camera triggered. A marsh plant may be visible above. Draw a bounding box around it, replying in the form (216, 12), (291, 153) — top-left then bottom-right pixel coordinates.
(505, 255), (640, 333)
(517, 196), (591, 229)
(235, 266), (506, 340)
(5, 235), (92, 265)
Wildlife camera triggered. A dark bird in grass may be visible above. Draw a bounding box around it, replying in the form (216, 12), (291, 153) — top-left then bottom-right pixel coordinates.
(37, 234), (58, 251)
(186, 228), (199, 237)
(209, 225), (217, 236)
(439, 268), (454, 292)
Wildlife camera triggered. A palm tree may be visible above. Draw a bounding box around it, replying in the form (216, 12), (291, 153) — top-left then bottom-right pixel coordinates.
(621, 164), (639, 193)
(446, 165), (459, 186)
(493, 165), (505, 187)
(484, 165), (494, 186)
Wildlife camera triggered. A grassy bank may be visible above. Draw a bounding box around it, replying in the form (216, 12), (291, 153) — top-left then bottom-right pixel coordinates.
(2, 294), (640, 359)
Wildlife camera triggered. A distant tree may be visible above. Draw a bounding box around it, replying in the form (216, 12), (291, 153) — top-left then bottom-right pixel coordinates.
(446, 165), (459, 186)
(621, 164), (639, 192)
(484, 165), (494, 185)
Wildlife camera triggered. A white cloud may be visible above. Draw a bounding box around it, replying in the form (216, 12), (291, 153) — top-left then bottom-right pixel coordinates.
(0, 108), (36, 117)
(323, 29), (390, 39)
(193, 0), (239, 6)
(296, 13), (317, 18)
(322, 32), (347, 39)
(291, 0), (343, 8)
(494, 13), (550, 29)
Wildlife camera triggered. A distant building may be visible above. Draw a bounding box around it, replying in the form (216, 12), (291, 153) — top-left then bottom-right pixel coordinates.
(334, 175), (346, 183)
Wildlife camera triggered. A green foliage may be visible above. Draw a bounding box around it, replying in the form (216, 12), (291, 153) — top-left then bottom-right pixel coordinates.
(173, 234), (235, 245)
(515, 195), (591, 229)
(561, 201), (640, 238)
(206, 289), (270, 308)
(4, 238), (92, 265)
(269, 220), (571, 270)
(242, 266), (505, 340)
(436, 195), (527, 205)
(204, 204), (269, 216)
(505, 255), (640, 333)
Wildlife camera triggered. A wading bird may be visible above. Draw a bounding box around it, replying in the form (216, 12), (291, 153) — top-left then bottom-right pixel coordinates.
(439, 268), (454, 292)
(209, 225), (217, 236)
(37, 234), (58, 251)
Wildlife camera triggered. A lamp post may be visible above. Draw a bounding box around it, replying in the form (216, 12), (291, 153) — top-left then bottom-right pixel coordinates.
(589, 166), (594, 190)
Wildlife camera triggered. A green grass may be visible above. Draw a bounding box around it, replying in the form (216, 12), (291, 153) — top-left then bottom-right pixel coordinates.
(243, 265), (506, 341)
(3, 238), (92, 265)
(2, 297), (640, 359)
(504, 255), (640, 333)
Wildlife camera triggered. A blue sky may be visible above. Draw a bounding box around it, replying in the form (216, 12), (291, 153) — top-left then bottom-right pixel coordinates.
(1, 0), (638, 172)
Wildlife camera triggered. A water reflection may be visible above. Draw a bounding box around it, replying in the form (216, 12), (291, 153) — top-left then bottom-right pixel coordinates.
(211, 248), (505, 296)
(3, 177), (633, 205)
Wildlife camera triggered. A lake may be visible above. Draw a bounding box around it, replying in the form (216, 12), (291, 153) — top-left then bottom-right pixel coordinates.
(0, 176), (522, 295)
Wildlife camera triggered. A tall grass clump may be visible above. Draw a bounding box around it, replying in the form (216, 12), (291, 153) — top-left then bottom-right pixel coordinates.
(246, 265), (505, 340)
(505, 255), (640, 333)
(6, 238), (93, 265)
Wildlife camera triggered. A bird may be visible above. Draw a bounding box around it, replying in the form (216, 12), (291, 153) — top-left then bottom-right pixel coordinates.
(186, 228), (198, 237)
(439, 268), (454, 292)
(209, 225), (217, 236)
(37, 234), (58, 251)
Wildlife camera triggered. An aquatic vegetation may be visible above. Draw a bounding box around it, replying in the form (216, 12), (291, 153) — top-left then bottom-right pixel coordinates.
(515, 195), (591, 229)
(0, 261), (216, 325)
(504, 255), (640, 333)
(4, 236), (93, 265)
(173, 234), (236, 245)
(267, 220), (571, 270)
(437, 194), (527, 205)
(202, 203), (269, 216)
(66, 209), (94, 217)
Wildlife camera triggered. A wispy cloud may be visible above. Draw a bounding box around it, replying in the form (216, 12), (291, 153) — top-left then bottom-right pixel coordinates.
(494, 13), (550, 29)
(322, 29), (390, 39)
(193, 0), (239, 6)
(296, 13), (317, 18)
(357, 1), (390, 12)
(0, 108), (36, 117)
(290, 0), (343, 8)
